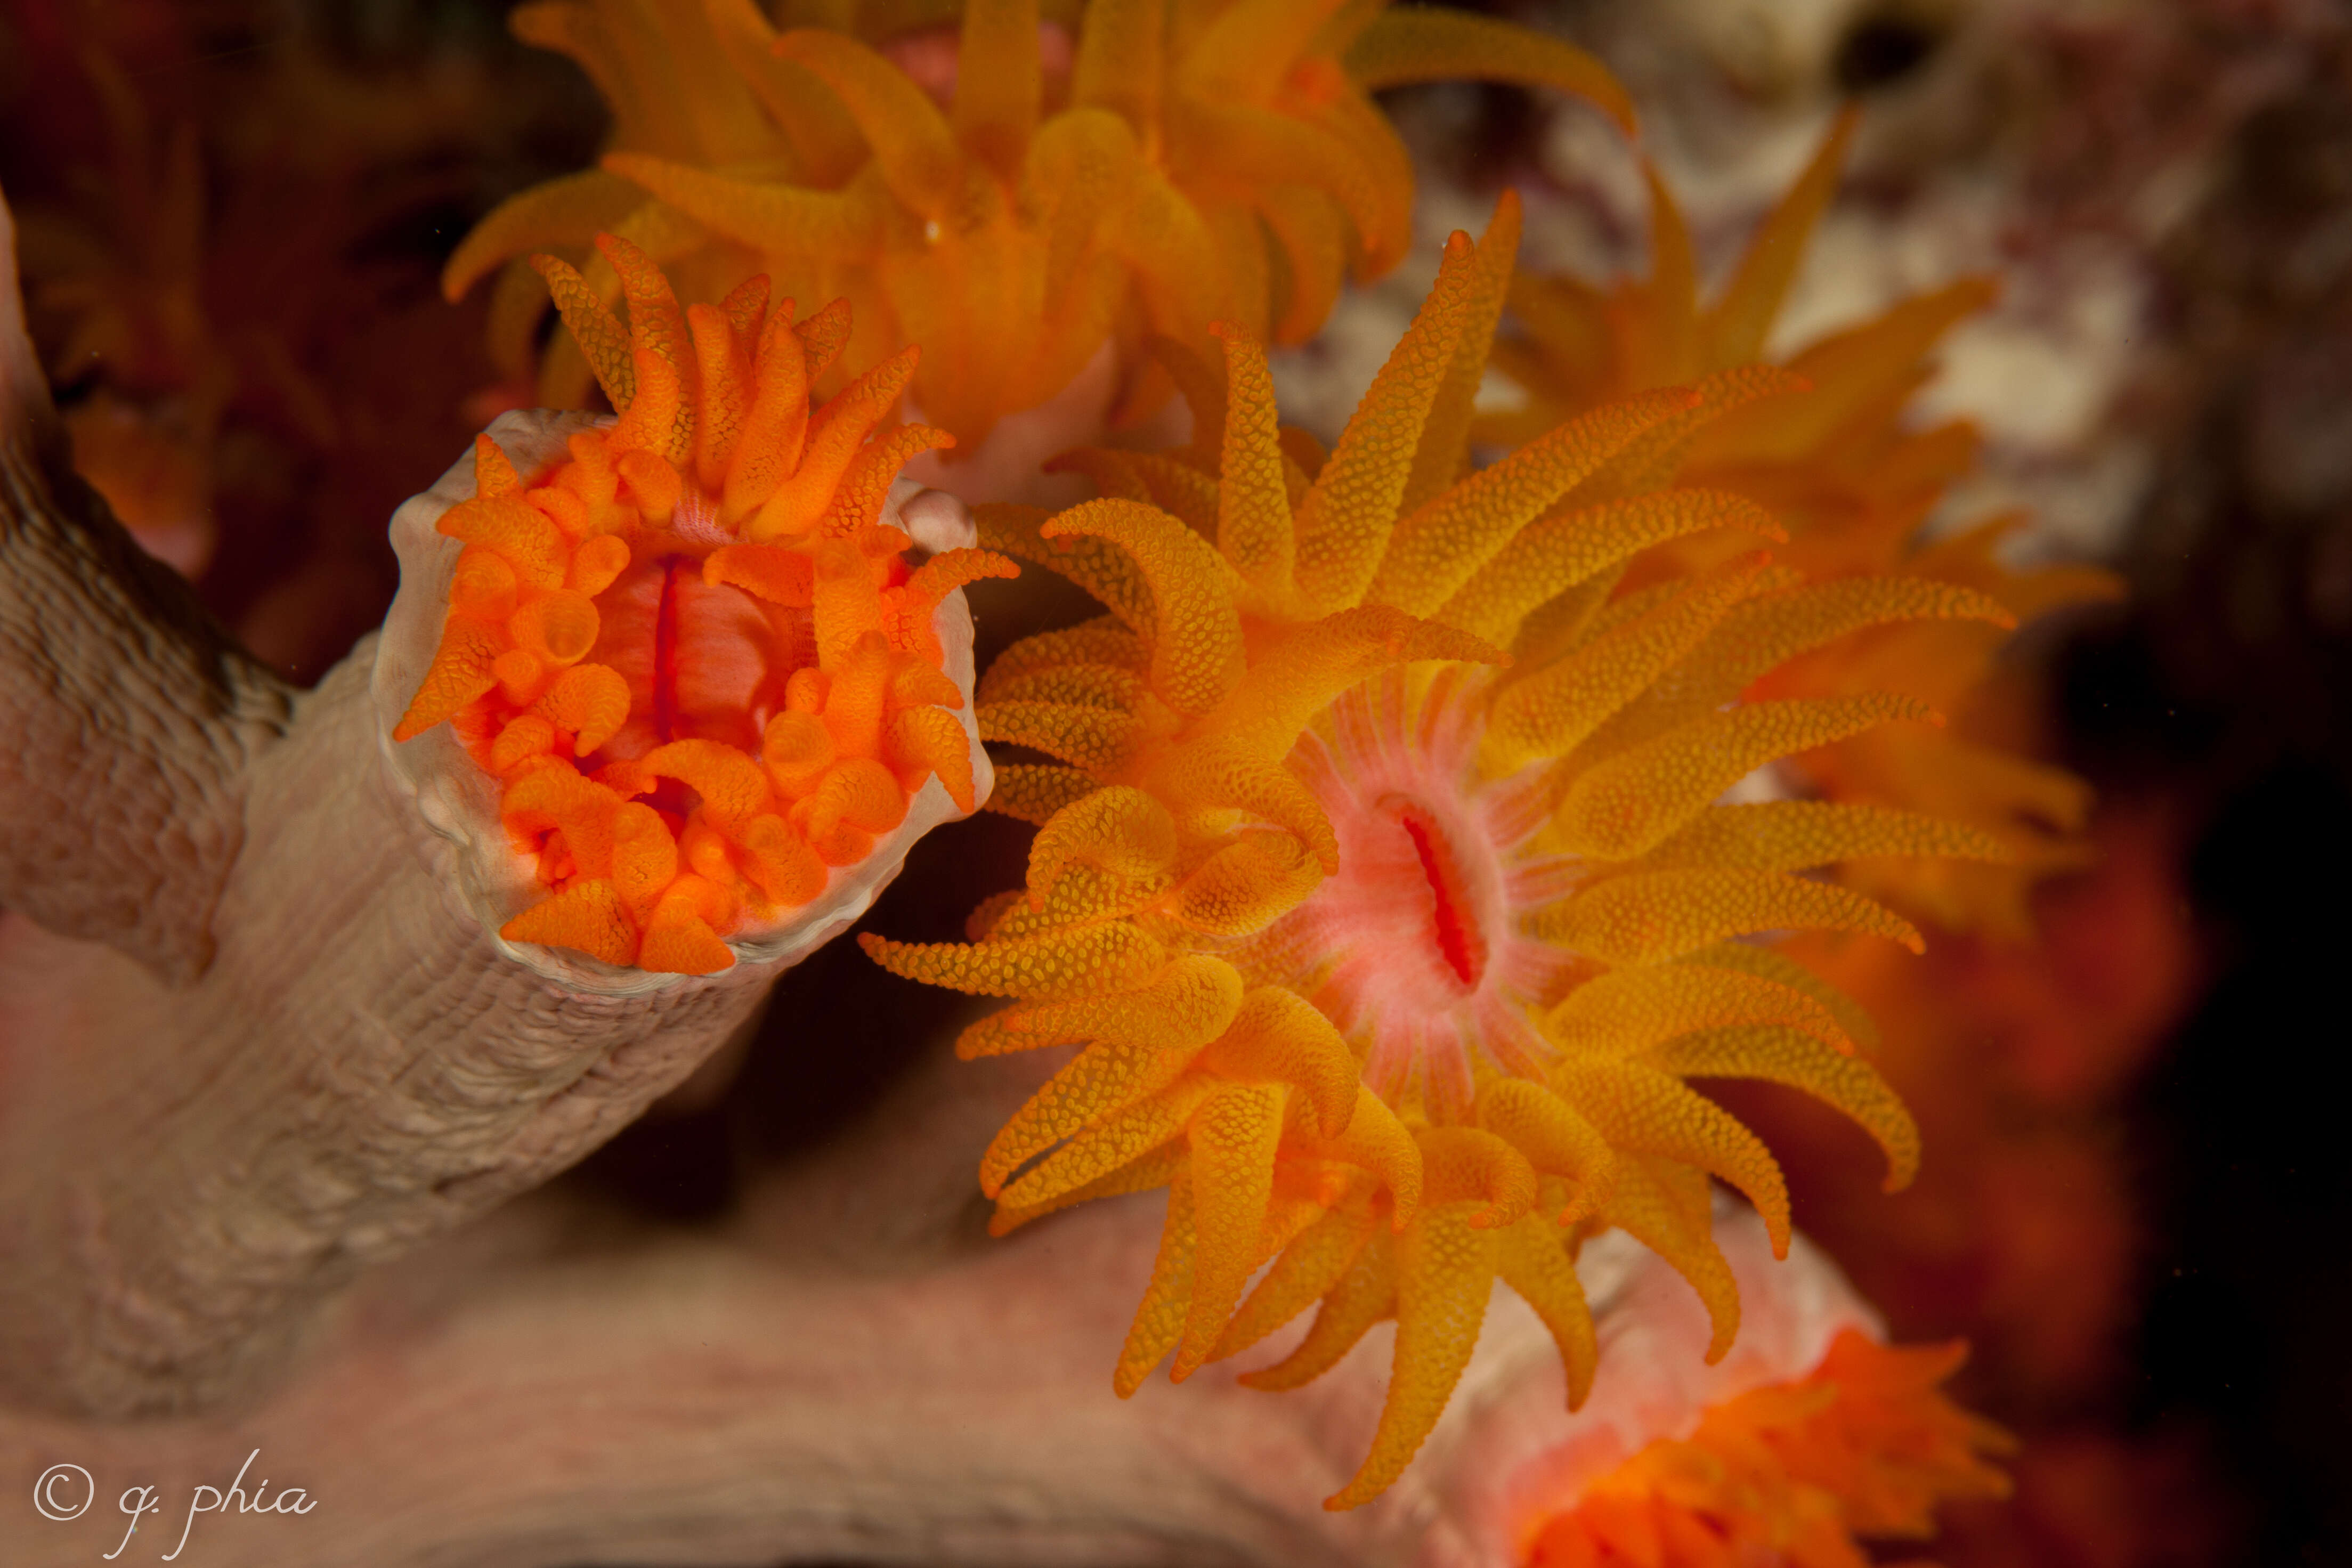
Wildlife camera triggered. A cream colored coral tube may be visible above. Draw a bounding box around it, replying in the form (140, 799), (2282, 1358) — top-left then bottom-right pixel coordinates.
(0, 192), (992, 1415)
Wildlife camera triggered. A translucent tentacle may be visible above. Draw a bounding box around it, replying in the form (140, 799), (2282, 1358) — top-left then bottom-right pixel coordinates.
(1115, 1165), (1197, 1395)
(1325, 1203), (1498, 1510)
(772, 30), (969, 218)
(1043, 500), (1246, 716)
(1648, 1023), (1920, 1191)
(1240, 1224), (1397, 1391)
(857, 922), (1168, 998)
(954, 0), (1041, 172)
(1482, 560), (1764, 773)
(1546, 963), (1854, 1058)
(1475, 1078), (1617, 1224)
(1494, 1213), (1598, 1407)
(1533, 868), (1924, 964)
(1553, 694), (1939, 860)
(1196, 985), (1359, 1138)
(1209, 320), (1296, 594)
(1434, 488), (1781, 648)
(1600, 1153), (1740, 1360)
(1293, 231), (1480, 612)
(1214, 1199), (1378, 1360)
(1553, 1057), (1791, 1255)
(1174, 1080), (1291, 1378)
(1637, 800), (2011, 875)
(1342, 7), (1635, 133)
(601, 153), (886, 260)
(1370, 386), (1695, 615)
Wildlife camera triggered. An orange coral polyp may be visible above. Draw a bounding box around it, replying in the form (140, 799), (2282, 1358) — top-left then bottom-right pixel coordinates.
(445, 0), (1635, 446)
(1521, 1330), (2013, 1568)
(393, 233), (1009, 974)
(864, 193), (2008, 1508)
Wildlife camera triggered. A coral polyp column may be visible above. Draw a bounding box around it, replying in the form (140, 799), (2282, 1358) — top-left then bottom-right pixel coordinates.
(0, 192), (986, 1415)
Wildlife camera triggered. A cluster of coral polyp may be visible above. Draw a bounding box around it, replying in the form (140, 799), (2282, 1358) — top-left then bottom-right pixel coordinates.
(1521, 1331), (2013, 1566)
(863, 194), (2017, 1508)
(444, 0), (1631, 442)
(1484, 111), (2122, 939)
(394, 234), (1008, 973)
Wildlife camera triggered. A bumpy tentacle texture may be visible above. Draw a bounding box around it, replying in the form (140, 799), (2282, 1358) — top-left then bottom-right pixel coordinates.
(1482, 110), (2122, 938)
(394, 233), (1005, 974)
(441, 0), (1631, 446)
(1520, 1329), (2013, 1567)
(864, 198), (2007, 1507)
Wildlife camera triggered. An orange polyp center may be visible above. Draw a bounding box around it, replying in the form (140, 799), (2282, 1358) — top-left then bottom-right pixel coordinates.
(587, 553), (808, 760)
(1392, 798), (1487, 989)
(1275, 670), (1571, 1117)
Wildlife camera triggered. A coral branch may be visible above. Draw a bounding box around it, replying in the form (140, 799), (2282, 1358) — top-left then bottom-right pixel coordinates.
(0, 188), (289, 984)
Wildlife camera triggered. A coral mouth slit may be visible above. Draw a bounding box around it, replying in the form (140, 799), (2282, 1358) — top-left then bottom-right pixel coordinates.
(1390, 798), (1486, 989)
(651, 555), (683, 746)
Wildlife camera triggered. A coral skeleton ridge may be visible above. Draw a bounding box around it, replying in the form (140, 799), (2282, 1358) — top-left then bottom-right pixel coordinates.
(864, 192), (2017, 1508)
(1486, 109), (2124, 938)
(392, 232), (1009, 974)
(445, 0), (1632, 445)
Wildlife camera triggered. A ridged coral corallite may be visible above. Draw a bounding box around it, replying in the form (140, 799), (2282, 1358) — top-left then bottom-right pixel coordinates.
(1483, 111), (2123, 938)
(389, 233), (1011, 976)
(862, 194), (2013, 1508)
(442, 0), (1632, 449)
(1521, 1330), (2013, 1567)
